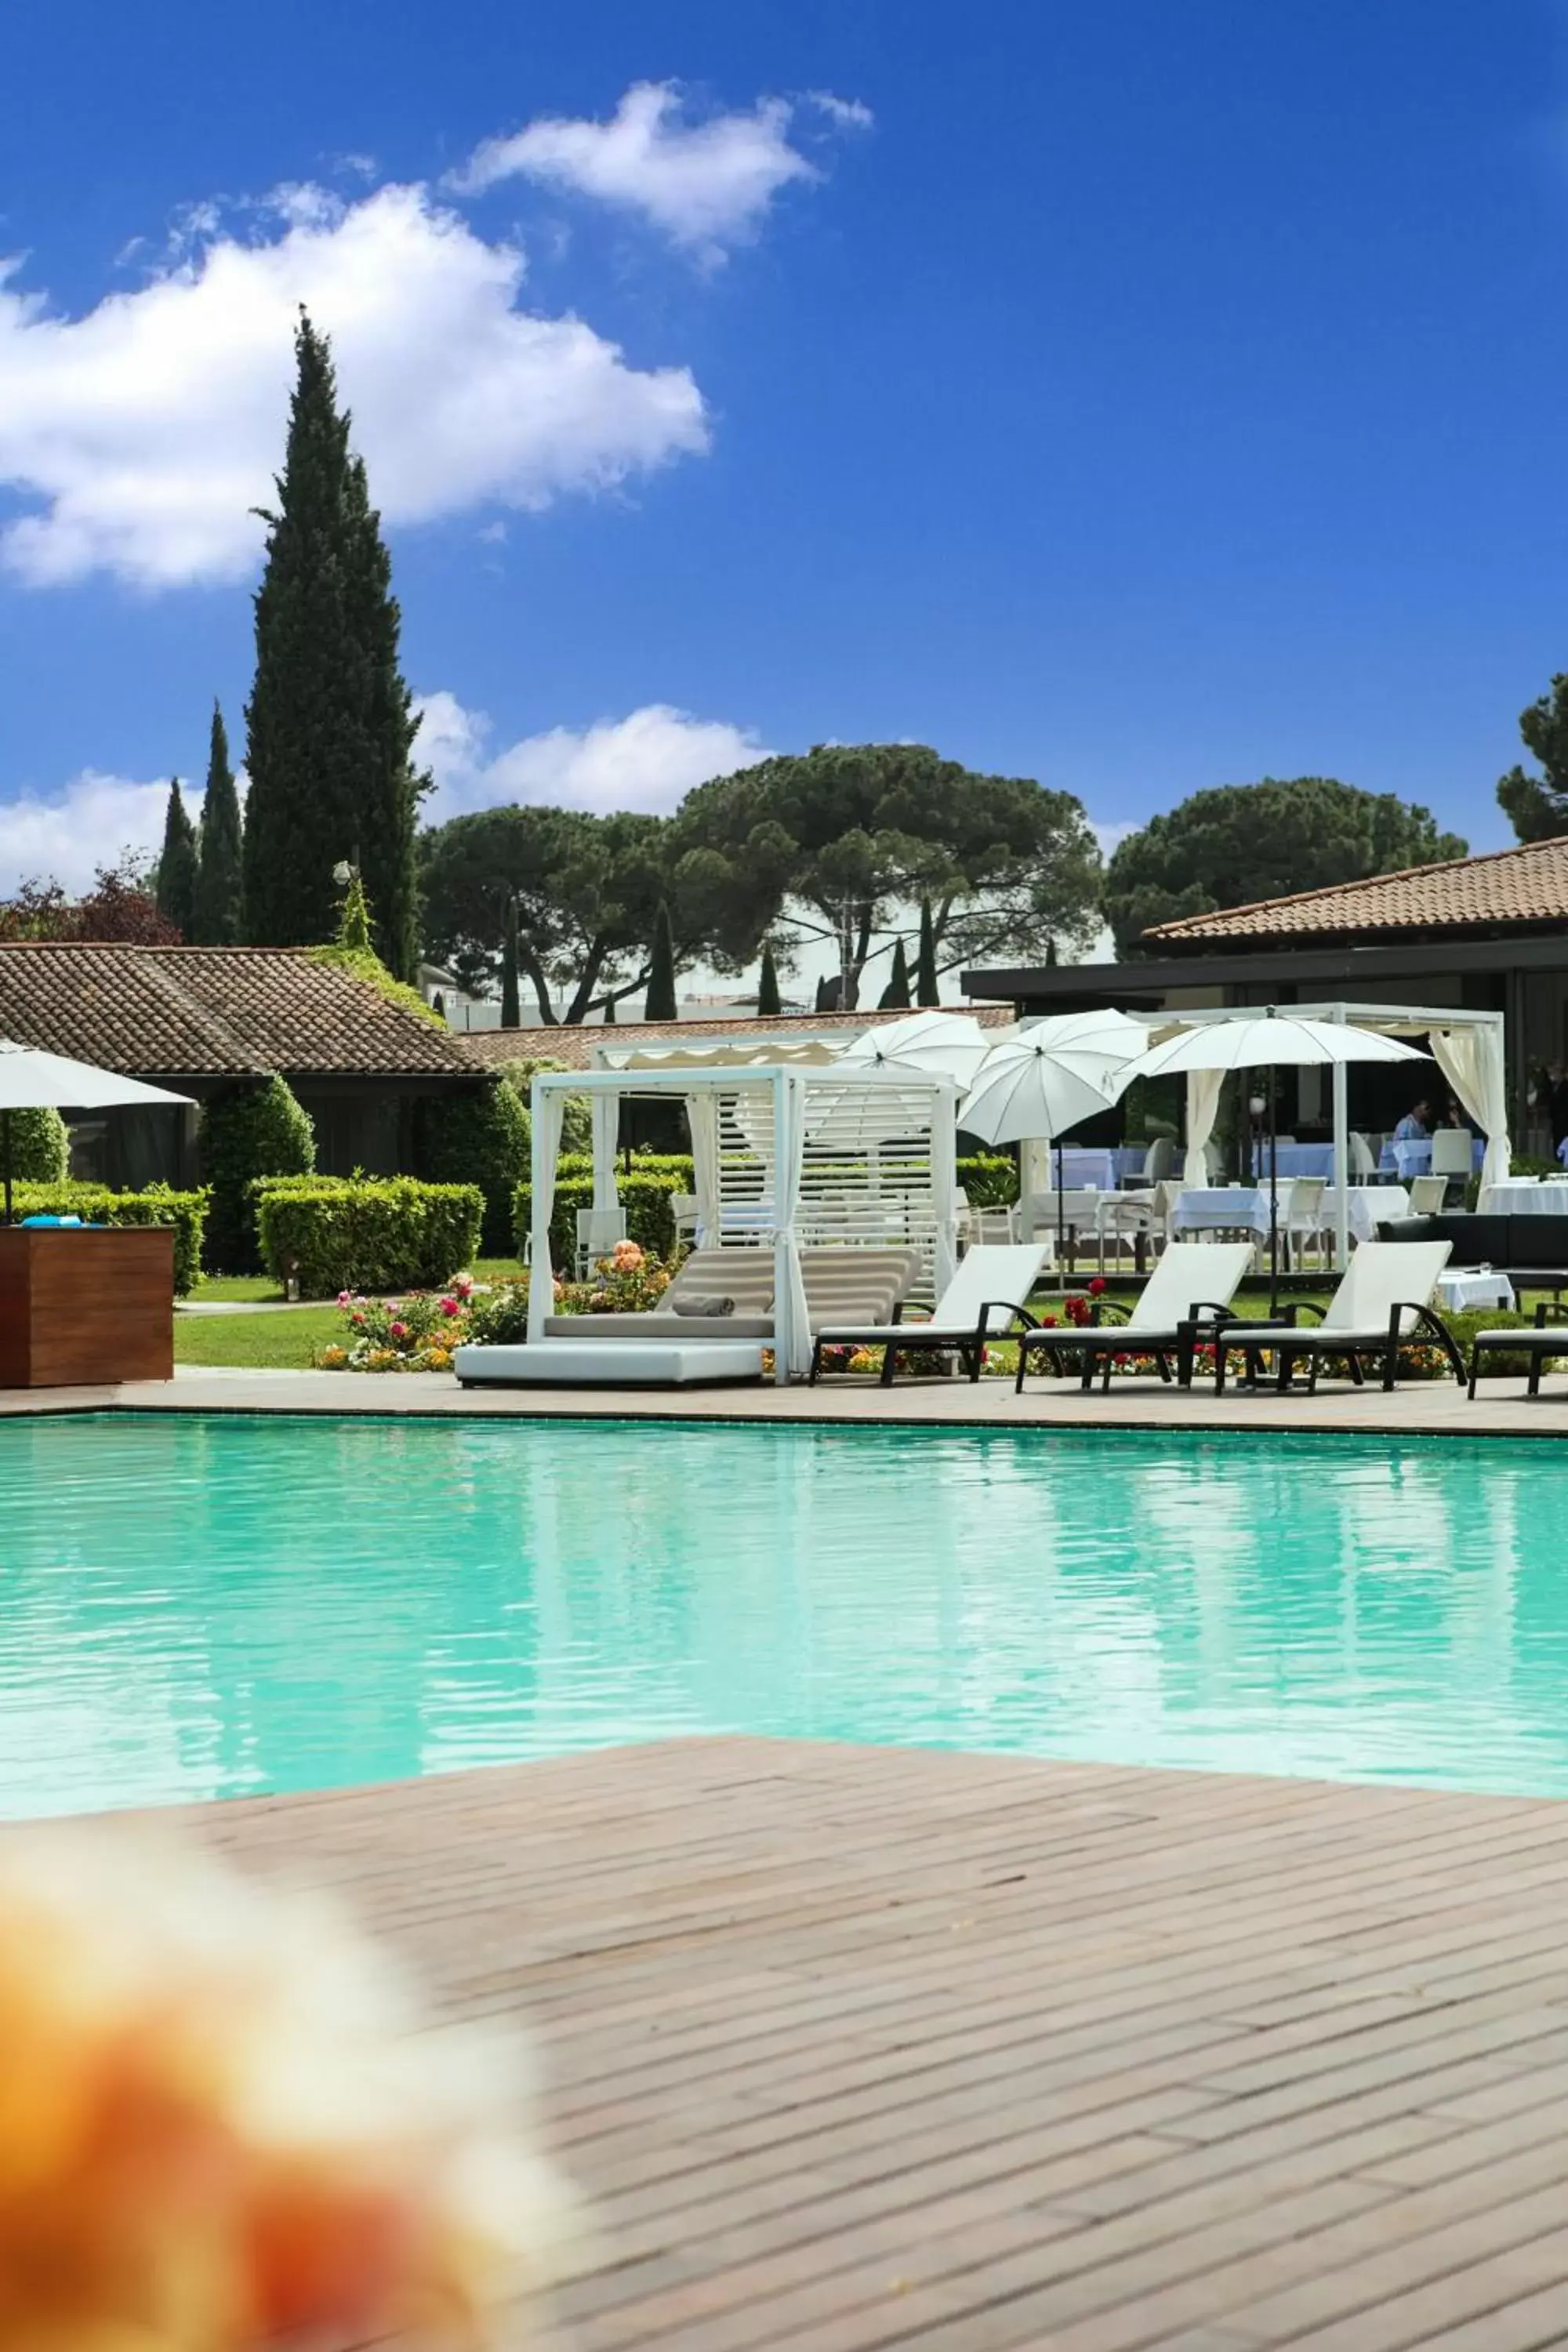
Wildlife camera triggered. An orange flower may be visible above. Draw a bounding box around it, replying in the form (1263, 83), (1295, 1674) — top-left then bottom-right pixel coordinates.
(0, 1827), (572, 2351)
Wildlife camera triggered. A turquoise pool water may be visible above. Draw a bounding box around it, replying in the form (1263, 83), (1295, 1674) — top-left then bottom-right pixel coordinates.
(2, 1412), (1564, 1817)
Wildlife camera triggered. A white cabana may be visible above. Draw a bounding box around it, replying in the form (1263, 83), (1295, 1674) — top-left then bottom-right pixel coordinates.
(526, 1059), (959, 1382)
(1127, 1003), (1509, 1268)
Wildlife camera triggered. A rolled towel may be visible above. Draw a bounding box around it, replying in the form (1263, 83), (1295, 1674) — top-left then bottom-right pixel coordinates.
(670, 1294), (735, 1317)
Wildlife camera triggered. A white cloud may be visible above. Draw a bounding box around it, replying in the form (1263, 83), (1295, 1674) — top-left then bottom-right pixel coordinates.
(806, 92), (874, 130)
(0, 180), (708, 588)
(416, 691), (766, 818)
(452, 80), (866, 260)
(0, 771), (181, 894)
(1092, 818), (1140, 857)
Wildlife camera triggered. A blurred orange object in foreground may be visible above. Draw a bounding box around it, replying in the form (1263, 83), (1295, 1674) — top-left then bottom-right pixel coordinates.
(0, 1825), (571, 2350)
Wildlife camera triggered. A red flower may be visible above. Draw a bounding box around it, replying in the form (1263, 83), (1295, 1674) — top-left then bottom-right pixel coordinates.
(1088, 1277), (1107, 1296)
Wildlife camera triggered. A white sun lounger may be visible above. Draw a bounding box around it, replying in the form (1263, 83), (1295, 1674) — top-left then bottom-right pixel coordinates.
(1210, 1240), (1461, 1393)
(810, 1244), (1051, 1385)
(1014, 1242), (1254, 1393)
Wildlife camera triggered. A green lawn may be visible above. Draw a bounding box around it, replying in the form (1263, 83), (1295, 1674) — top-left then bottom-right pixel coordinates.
(174, 1304), (343, 1369)
(191, 1272), (288, 1302)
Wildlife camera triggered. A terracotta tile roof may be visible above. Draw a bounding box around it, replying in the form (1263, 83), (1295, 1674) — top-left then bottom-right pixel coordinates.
(1145, 835), (1568, 945)
(453, 1005), (1014, 1072)
(0, 945), (474, 1078)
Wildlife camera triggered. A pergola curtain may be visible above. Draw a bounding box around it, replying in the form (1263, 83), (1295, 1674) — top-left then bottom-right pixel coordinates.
(1432, 1025), (1510, 1192)
(590, 1093), (619, 1213)
(685, 1091), (722, 1244)
(774, 1074), (811, 1380)
(1183, 1069), (1224, 1185)
(525, 1087), (568, 1341)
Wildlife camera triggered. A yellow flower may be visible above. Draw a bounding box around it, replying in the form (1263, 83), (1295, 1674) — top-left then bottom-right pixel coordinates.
(0, 1827), (572, 2351)
(316, 1345), (349, 1370)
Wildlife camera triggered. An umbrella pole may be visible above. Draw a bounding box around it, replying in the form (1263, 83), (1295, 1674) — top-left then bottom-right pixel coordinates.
(2, 1107), (11, 1226)
(1056, 1140), (1065, 1275)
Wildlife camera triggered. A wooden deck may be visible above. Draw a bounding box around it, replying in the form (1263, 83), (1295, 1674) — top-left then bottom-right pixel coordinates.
(189, 1739), (1568, 2352)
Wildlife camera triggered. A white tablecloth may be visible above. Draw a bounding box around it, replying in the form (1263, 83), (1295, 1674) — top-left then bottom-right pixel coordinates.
(1436, 1269), (1516, 1312)
(1047, 1147), (1147, 1189)
(1171, 1188), (1272, 1239)
(1323, 1185), (1412, 1243)
(1380, 1137), (1486, 1178)
(1479, 1181), (1568, 1217)
(1257, 1143), (1336, 1179)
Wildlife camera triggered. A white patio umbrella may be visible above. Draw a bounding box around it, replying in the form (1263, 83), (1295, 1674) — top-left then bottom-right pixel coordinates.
(835, 1010), (994, 1091)
(1120, 1011), (1428, 1308)
(960, 1012), (1150, 1250)
(0, 1040), (194, 1221)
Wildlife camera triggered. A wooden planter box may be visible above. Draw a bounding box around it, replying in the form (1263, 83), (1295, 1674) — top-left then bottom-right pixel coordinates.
(0, 1226), (175, 1389)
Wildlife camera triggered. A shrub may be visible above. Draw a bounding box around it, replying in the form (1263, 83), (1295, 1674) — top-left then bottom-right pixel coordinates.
(3, 1106), (68, 1184)
(499, 1061), (593, 1157)
(512, 1167), (689, 1263)
(254, 1175), (484, 1298)
(413, 1078), (528, 1254)
(198, 1076), (315, 1273)
(957, 1152), (1018, 1208)
(10, 1182), (209, 1294)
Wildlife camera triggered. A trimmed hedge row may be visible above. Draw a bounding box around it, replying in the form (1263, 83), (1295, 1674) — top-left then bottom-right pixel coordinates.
(198, 1075), (314, 1273)
(413, 1078), (528, 1255)
(11, 1182), (209, 1294)
(510, 1151), (1022, 1262)
(254, 1176), (485, 1298)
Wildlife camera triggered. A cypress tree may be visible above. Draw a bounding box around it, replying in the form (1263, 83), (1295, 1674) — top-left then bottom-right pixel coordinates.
(757, 942), (782, 1016)
(879, 937), (913, 1009)
(193, 702), (243, 945)
(915, 898), (940, 1005)
(500, 896), (521, 1029)
(154, 780), (198, 939)
(602, 991), (617, 1024)
(644, 901), (678, 1021)
(244, 311), (423, 978)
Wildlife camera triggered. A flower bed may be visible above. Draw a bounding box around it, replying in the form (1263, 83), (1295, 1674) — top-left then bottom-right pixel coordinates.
(317, 1241), (674, 1370)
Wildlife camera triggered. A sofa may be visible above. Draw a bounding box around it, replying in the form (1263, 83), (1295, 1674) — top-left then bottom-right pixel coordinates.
(1376, 1212), (1568, 1286)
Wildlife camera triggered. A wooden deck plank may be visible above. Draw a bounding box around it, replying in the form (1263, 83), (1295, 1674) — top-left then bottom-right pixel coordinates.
(107, 1737), (1568, 2350)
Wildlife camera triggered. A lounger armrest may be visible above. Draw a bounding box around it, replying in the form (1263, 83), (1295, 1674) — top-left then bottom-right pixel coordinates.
(891, 1302), (906, 1324)
(1189, 1298), (1283, 1325)
(1534, 1300), (1568, 1328)
(1388, 1301), (1467, 1386)
(980, 1301), (1041, 1331)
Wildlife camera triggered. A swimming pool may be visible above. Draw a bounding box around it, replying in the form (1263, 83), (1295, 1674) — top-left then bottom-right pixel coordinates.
(2, 1412), (1563, 1817)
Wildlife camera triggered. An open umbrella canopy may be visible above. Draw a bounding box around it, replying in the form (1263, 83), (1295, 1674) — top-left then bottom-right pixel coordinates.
(1125, 1012), (1428, 1079)
(0, 1041), (194, 1221)
(959, 1026), (1128, 1147)
(835, 1011), (994, 1091)
(0, 1040), (195, 1112)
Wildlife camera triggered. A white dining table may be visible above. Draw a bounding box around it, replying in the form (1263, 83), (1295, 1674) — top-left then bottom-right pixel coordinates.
(1479, 1180), (1568, 1218)
(1171, 1184), (1410, 1248)
(1436, 1269), (1515, 1313)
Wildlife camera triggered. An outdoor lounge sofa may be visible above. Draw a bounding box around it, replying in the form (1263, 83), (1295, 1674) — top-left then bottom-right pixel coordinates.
(454, 1245), (925, 1388)
(1377, 1212), (1568, 1298)
(1013, 1243), (1254, 1394)
(1207, 1240), (1462, 1394)
(1467, 1301), (1568, 1398)
(808, 1244), (1051, 1385)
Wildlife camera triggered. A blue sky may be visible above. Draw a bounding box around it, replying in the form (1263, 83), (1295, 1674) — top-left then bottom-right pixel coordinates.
(2, 0), (1566, 893)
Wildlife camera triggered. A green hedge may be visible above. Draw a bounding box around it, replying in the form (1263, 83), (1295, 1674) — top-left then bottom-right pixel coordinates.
(5, 1106), (69, 1183)
(255, 1177), (485, 1298)
(513, 1168), (688, 1263)
(198, 1075), (315, 1273)
(11, 1182), (209, 1294)
(414, 1078), (528, 1255)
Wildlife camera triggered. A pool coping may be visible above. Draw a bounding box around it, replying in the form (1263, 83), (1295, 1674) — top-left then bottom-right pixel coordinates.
(4, 1363), (1568, 1439)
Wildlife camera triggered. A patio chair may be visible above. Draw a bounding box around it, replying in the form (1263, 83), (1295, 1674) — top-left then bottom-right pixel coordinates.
(1468, 1301), (1568, 1399)
(575, 1205), (627, 1276)
(1208, 1240), (1461, 1394)
(808, 1243), (1050, 1386)
(670, 1192), (701, 1251)
(1282, 1177), (1330, 1272)
(1407, 1174), (1447, 1217)
(1014, 1241), (1254, 1394)
(1349, 1131), (1377, 1179)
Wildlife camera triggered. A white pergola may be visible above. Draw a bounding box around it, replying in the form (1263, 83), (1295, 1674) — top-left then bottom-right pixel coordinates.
(527, 1057), (960, 1382)
(1127, 1001), (1509, 1268)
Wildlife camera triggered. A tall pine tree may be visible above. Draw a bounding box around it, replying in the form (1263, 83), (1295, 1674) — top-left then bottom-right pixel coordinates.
(193, 702), (243, 945)
(244, 312), (423, 977)
(155, 780), (198, 940)
(644, 902), (678, 1021)
(915, 898), (940, 1006)
(879, 938), (913, 1008)
(500, 895), (521, 1028)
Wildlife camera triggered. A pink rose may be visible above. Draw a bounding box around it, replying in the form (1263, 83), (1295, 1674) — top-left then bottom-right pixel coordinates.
(390, 1321), (408, 1341)
(439, 1298), (461, 1317)
(336, 1290), (352, 1308)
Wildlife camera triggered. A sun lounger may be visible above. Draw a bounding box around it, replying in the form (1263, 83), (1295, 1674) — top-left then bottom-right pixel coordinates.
(809, 1244), (1051, 1385)
(1014, 1242), (1254, 1394)
(1208, 1240), (1461, 1393)
(1467, 1301), (1568, 1398)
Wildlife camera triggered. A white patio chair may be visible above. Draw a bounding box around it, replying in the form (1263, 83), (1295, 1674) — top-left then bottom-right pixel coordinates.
(1407, 1174), (1446, 1217)
(1431, 1130), (1473, 1200)
(1014, 1241), (1254, 1393)
(670, 1192), (701, 1252)
(1209, 1240), (1461, 1394)
(575, 1205), (628, 1276)
(1282, 1177), (1329, 1272)
(1349, 1131), (1377, 1179)
(972, 1203), (1019, 1245)
(810, 1243), (1051, 1385)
